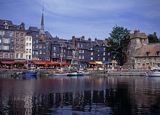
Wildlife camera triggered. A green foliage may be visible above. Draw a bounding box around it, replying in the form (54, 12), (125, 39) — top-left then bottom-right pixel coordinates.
(148, 32), (159, 43)
(107, 26), (130, 66)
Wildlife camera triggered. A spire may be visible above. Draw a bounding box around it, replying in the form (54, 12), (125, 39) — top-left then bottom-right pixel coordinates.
(39, 2), (45, 42)
(41, 6), (44, 31)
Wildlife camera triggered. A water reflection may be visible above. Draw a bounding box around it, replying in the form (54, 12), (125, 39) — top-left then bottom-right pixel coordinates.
(0, 76), (160, 115)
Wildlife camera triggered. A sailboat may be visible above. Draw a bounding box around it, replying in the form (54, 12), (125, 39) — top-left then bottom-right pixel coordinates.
(66, 50), (89, 77)
(22, 60), (37, 79)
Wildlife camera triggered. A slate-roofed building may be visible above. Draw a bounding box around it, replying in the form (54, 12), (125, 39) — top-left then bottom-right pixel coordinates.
(0, 19), (23, 60)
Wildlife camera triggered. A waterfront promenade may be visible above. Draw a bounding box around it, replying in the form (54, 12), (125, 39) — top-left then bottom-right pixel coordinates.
(0, 68), (148, 78)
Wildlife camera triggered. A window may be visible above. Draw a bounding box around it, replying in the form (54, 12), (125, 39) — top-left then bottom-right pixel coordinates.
(53, 47), (56, 51)
(103, 52), (105, 56)
(20, 33), (23, 37)
(91, 57), (93, 60)
(157, 51), (160, 56)
(0, 31), (4, 36)
(2, 45), (9, 50)
(26, 49), (28, 53)
(29, 49), (31, 53)
(146, 52), (150, 56)
(35, 51), (38, 55)
(16, 53), (19, 58)
(29, 55), (31, 59)
(20, 53), (23, 58)
(103, 48), (106, 51)
(26, 55), (28, 59)
(91, 52), (93, 55)
(53, 53), (56, 57)
(103, 57), (105, 61)
(39, 50), (42, 54)
(80, 44), (83, 48)
(3, 38), (10, 44)
(0, 39), (2, 43)
(39, 45), (42, 49)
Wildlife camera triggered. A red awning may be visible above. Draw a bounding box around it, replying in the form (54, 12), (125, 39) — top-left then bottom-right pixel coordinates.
(0, 60), (15, 64)
(45, 61), (59, 65)
(59, 62), (69, 66)
(14, 60), (26, 64)
(32, 61), (46, 65)
(32, 61), (60, 65)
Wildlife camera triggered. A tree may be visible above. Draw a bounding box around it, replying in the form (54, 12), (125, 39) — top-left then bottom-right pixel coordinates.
(148, 32), (159, 43)
(107, 26), (130, 66)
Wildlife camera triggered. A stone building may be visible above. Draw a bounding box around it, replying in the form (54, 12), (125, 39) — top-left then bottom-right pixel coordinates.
(134, 43), (160, 69)
(127, 30), (160, 69)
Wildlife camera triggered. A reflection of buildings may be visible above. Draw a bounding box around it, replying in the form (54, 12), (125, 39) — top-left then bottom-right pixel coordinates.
(0, 77), (160, 114)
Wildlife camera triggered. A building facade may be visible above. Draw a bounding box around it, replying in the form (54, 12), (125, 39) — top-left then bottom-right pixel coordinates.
(0, 20), (15, 59)
(0, 18), (110, 65)
(25, 34), (32, 60)
(127, 30), (160, 69)
(14, 23), (26, 60)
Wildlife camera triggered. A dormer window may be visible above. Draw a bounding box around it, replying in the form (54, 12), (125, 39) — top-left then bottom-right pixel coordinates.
(146, 52), (150, 56)
(4, 21), (9, 29)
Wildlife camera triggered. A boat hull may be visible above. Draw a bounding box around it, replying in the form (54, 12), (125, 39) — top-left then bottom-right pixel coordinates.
(146, 72), (160, 77)
(22, 71), (37, 79)
(67, 73), (84, 77)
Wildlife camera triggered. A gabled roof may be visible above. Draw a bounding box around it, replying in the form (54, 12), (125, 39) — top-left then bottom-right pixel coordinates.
(135, 43), (160, 57)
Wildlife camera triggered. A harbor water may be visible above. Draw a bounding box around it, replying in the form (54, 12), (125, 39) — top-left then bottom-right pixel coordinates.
(0, 75), (160, 115)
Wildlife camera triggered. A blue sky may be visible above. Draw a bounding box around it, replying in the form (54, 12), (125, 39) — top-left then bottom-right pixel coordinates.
(0, 0), (160, 39)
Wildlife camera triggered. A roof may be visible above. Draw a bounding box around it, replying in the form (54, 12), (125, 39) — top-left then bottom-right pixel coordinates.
(130, 31), (148, 39)
(135, 43), (160, 57)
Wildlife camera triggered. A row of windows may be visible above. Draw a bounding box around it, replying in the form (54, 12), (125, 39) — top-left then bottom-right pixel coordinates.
(0, 31), (14, 37)
(26, 55), (32, 60)
(0, 53), (14, 59)
(0, 38), (11, 44)
(26, 49), (32, 53)
(16, 53), (24, 59)
(26, 43), (32, 47)
(90, 52), (105, 56)
(0, 45), (10, 50)
(90, 57), (105, 61)
(33, 51), (46, 55)
(16, 32), (24, 37)
(33, 45), (46, 49)
(25, 37), (32, 41)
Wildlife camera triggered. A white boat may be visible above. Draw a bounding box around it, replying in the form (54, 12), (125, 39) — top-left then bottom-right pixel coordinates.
(146, 66), (160, 77)
(67, 71), (89, 77)
(54, 49), (89, 77)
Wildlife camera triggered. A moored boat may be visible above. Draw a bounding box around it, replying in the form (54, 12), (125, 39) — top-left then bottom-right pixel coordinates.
(146, 66), (160, 77)
(67, 71), (89, 77)
(22, 71), (37, 79)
